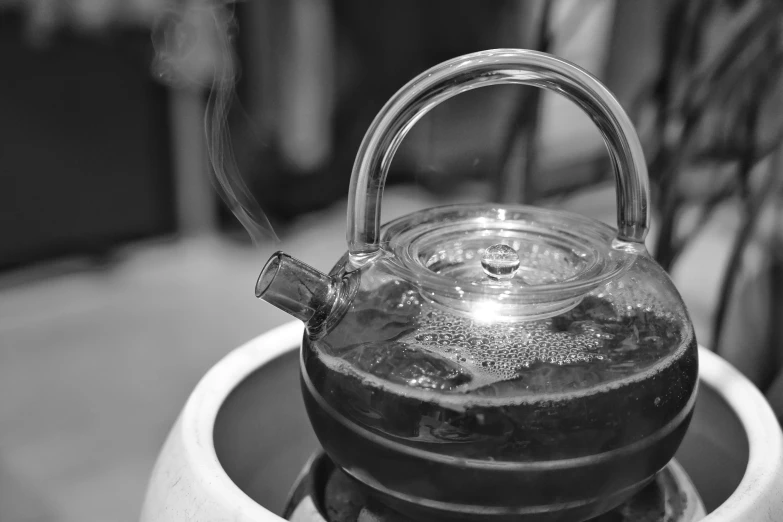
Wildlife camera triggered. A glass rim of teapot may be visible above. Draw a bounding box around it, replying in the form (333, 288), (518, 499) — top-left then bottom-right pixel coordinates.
(377, 203), (640, 320)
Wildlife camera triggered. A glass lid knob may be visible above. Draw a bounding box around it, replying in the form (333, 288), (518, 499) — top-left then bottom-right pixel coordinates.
(481, 244), (520, 280)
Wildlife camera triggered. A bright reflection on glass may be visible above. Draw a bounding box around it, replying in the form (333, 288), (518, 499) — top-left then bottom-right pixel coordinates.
(472, 300), (502, 323)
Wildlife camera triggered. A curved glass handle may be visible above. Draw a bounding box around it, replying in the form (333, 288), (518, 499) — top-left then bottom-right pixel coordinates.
(347, 49), (650, 259)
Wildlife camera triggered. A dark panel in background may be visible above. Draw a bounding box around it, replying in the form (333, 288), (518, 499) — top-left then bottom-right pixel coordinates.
(226, 0), (525, 227)
(0, 13), (174, 272)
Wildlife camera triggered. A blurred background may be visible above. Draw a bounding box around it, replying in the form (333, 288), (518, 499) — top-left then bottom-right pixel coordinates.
(1, 0), (782, 520)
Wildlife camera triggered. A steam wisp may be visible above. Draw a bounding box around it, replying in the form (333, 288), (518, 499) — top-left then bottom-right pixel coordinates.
(152, 0), (278, 245)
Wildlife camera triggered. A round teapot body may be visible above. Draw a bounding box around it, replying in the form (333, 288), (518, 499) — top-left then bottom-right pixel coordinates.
(300, 206), (698, 522)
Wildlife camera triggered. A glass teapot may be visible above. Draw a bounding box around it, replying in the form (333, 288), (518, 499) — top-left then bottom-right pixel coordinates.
(256, 50), (698, 522)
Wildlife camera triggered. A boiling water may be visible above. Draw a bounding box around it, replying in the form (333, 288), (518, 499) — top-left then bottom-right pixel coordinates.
(301, 280), (698, 520)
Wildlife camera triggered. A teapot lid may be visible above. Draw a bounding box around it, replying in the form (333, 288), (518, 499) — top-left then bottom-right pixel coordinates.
(380, 203), (636, 320)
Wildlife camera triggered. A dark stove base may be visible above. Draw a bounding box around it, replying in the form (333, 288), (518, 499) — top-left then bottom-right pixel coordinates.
(284, 452), (705, 522)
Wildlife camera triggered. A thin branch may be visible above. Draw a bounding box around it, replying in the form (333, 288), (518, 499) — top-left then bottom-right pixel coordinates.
(667, 180), (737, 268)
(712, 150), (781, 354)
(690, 126), (783, 165)
(651, 28), (783, 268)
(712, 68), (782, 353)
(683, 1), (783, 114)
(669, 133), (783, 270)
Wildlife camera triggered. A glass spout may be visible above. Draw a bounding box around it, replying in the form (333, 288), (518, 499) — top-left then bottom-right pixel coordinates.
(256, 251), (334, 324)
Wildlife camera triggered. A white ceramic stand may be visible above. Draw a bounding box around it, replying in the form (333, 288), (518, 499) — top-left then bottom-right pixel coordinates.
(140, 321), (783, 522)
